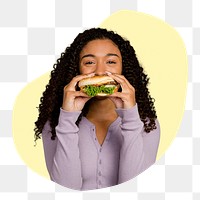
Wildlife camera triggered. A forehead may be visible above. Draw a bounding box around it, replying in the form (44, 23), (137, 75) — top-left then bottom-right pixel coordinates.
(80, 39), (121, 55)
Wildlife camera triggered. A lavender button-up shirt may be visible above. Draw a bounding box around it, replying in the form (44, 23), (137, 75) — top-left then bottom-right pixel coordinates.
(42, 104), (160, 190)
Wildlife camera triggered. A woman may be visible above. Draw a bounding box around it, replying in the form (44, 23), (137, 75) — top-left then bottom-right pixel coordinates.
(34, 28), (160, 190)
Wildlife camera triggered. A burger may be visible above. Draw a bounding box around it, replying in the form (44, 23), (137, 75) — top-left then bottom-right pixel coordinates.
(78, 75), (119, 97)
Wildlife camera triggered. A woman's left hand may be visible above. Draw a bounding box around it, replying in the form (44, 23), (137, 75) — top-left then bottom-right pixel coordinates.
(107, 73), (136, 109)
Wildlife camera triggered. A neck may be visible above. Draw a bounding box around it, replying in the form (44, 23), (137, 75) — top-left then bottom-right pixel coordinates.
(86, 97), (117, 121)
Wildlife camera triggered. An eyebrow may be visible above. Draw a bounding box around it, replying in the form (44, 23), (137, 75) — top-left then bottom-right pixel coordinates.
(81, 53), (120, 60)
(81, 54), (95, 60)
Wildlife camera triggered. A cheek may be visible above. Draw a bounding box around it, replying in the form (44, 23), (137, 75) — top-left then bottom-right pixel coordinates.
(119, 64), (122, 74)
(108, 64), (122, 74)
(79, 66), (95, 74)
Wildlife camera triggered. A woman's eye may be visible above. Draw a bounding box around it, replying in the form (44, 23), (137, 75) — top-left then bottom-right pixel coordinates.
(85, 61), (95, 65)
(107, 60), (116, 64)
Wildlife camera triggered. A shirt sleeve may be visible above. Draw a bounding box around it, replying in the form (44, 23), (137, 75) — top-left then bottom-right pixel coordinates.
(42, 108), (82, 190)
(116, 104), (160, 184)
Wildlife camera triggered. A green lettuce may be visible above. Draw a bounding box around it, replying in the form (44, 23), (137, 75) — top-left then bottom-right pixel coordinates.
(83, 85), (116, 97)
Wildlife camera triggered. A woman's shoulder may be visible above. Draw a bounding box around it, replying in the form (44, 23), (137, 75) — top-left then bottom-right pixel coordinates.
(42, 120), (51, 136)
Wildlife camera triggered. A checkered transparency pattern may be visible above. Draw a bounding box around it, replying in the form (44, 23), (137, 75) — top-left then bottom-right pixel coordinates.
(0, 0), (199, 200)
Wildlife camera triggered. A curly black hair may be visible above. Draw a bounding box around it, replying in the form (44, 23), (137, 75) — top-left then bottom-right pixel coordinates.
(34, 28), (157, 142)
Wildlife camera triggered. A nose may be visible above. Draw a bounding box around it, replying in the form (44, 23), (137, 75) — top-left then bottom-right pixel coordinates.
(95, 61), (106, 75)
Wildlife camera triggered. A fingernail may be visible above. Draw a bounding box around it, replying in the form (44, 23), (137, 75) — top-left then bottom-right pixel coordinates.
(87, 73), (95, 77)
(105, 71), (112, 75)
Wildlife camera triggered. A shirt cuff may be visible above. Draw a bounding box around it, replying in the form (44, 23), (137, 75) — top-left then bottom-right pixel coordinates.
(57, 108), (82, 132)
(116, 104), (143, 132)
(60, 108), (81, 119)
(116, 104), (141, 122)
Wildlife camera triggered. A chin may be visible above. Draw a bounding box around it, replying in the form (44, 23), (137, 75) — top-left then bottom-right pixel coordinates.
(93, 96), (109, 100)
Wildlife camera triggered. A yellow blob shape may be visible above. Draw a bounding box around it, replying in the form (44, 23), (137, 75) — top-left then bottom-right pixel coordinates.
(100, 10), (188, 160)
(12, 73), (51, 178)
(12, 10), (187, 179)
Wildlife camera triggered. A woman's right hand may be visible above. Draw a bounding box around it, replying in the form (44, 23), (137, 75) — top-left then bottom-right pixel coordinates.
(62, 73), (94, 112)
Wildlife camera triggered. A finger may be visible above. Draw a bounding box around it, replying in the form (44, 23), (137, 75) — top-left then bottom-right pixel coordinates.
(75, 91), (92, 106)
(66, 73), (95, 91)
(106, 71), (131, 86)
(81, 96), (92, 104)
(106, 73), (131, 92)
(73, 91), (91, 97)
(106, 72), (135, 92)
(113, 74), (134, 89)
(110, 91), (135, 102)
(109, 92), (126, 99)
(108, 96), (123, 109)
(63, 90), (90, 101)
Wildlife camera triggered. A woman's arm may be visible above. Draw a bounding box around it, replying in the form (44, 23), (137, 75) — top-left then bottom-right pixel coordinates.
(42, 74), (94, 189)
(116, 104), (160, 183)
(42, 108), (82, 190)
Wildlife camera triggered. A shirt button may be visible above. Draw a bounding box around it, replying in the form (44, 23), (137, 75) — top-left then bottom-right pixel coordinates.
(99, 159), (102, 164)
(99, 148), (102, 152)
(98, 171), (101, 176)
